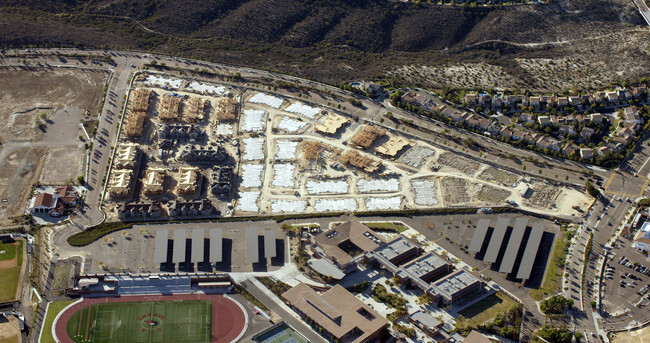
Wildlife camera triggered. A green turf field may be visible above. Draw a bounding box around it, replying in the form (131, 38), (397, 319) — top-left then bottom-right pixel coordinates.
(65, 300), (212, 343)
(0, 240), (23, 302)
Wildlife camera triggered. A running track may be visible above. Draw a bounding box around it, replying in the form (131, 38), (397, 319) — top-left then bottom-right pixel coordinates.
(54, 294), (246, 343)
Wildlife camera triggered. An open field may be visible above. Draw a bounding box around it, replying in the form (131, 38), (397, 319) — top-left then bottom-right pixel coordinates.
(65, 301), (212, 343)
(457, 292), (518, 327)
(611, 325), (650, 343)
(0, 67), (107, 224)
(0, 240), (23, 302)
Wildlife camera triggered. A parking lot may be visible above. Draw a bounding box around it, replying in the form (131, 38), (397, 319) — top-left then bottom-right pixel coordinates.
(601, 235), (650, 330)
(78, 220), (287, 274)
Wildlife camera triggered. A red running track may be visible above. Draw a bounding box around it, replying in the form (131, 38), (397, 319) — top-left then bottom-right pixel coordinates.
(54, 294), (246, 343)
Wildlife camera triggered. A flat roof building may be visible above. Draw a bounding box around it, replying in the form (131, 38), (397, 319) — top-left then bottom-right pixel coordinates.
(373, 236), (419, 265)
(401, 252), (449, 283)
(408, 310), (443, 338)
(283, 283), (388, 343)
(431, 268), (483, 305)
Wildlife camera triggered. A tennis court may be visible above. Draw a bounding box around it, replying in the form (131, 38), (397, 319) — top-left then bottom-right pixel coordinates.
(253, 322), (308, 343)
(65, 300), (212, 343)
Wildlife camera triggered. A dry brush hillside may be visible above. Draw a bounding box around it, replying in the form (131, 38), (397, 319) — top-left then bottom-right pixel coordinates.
(0, 0), (648, 91)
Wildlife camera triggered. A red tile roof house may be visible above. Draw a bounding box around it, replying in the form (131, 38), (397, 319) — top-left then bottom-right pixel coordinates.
(29, 186), (80, 217)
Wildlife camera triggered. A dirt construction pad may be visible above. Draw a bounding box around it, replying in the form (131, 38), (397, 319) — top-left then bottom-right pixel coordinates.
(0, 67), (108, 224)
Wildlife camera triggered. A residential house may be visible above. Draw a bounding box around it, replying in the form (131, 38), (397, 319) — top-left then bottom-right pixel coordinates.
(516, 94), (529, 106)
(609, 142), (625, 154)
(562, 143), (578, 156)
(512, 129), (526, 141)
(565, 114), (577, 123)
(505, 95), (517, 108)
(594, 92), (607, 103)
(606, 91), (619, 104)
(500, 126), (514, 139)
(559, 125), (576, 137)
(491, 96), (503, 109)
(618, 89), (631, 101)
(477, 118), (490, 131)
(580, 148), (594, 160)
(597, 146), (611, 156)
(487, 122), (502, 135)
(580, 127), (595, 140)
(478, 93), (491, 106)
(537, 115), (551, 126)
(557, 97), (568, 107)
(576, 114), (586, 123)
(548, 138), (562, 152)
(590, 113), (604, 124)
(523, 132), (539, 145)
(529, 96), (541, 109)
(520, 113), (535, 124)
(625, 107), (643, 125)
(633, 85), (647, 99)
(549, 114), (559, 124)
(568, 96), (582, 108)
(542, 95), (554, 107)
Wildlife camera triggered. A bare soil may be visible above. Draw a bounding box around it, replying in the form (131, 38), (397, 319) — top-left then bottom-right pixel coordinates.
(0, 67), (108, 224)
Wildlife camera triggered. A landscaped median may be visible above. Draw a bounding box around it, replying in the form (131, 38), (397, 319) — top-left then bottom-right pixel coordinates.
(40, 300), (75, 343)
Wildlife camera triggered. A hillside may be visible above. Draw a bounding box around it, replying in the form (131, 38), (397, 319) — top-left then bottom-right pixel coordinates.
(0, 0), (648, 91)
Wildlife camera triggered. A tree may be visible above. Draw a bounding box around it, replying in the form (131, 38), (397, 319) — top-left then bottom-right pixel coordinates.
(585, 180), (601, 198)
(540, 295), (573, 315)
(76, 175), (85, 184)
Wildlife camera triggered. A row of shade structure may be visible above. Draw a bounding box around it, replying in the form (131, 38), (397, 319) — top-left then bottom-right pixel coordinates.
(469, 217), (545, 281)
(153, 227), (278, 265)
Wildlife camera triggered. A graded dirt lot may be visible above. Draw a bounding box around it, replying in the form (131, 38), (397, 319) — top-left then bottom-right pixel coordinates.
(0, 67), (108, 223)
(612, 326), (650, 343)
(0, 315), (21, 343)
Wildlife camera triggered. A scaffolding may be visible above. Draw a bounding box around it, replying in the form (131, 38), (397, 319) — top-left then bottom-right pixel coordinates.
(183, 97), (208, 122)
(159, 94), (183, 121)
(125, 111), (146, 137)
(214, 97), (237, 121)
(130, 88), (152, 113)
(339, 150), (381, 173)
(300, 140), (339, 164)
(349, 126), (386, 150)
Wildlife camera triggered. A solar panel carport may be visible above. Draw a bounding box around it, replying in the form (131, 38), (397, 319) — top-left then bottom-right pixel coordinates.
(154, 229), (169, 264)
(191, 228), (205, 263)
(172, 229), (187, 263)
(469, 219), (491, 253)
(498, 217), (528, 273)
(516, 223), (545, 280)
(210, 228), (223, 263)
(484, 218), (509, 263)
